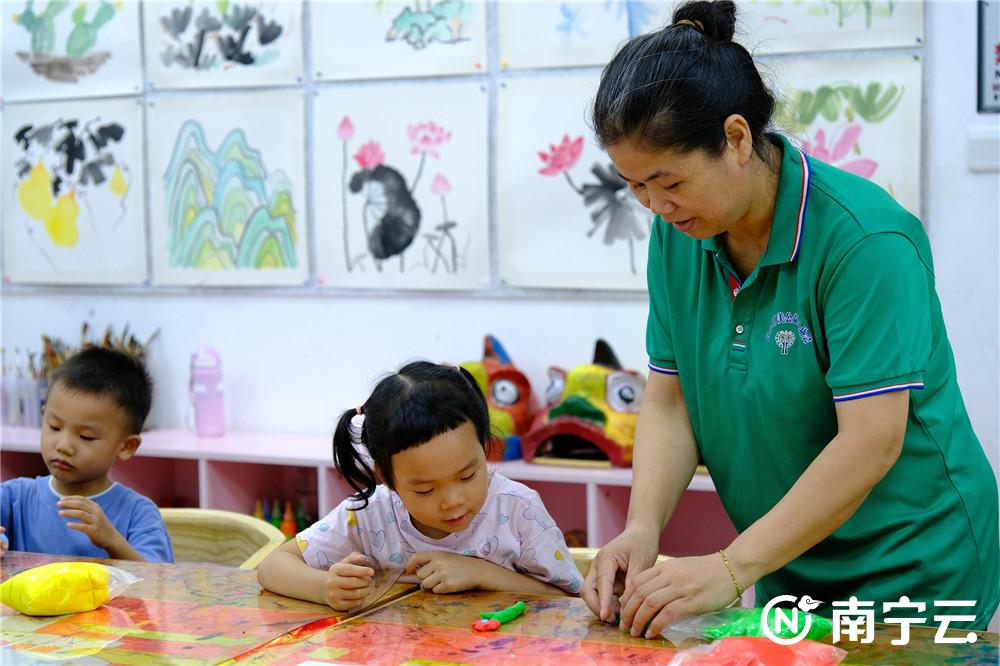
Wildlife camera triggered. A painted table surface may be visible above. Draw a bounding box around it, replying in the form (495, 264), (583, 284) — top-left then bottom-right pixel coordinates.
(0, 551), (415, 665)
(227, 590), (1000, 666)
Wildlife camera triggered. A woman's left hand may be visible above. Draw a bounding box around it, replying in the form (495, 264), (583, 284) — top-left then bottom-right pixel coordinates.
(618, 553), (740, 639)
(405, 551), (485, 594)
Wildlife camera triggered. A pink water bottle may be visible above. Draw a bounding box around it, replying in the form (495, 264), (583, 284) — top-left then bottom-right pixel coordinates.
(190, 346), (224, 437)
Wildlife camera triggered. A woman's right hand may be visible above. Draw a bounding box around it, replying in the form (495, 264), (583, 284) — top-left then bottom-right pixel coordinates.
(581, 528), (660, 623)
(324, 552), (375, 611)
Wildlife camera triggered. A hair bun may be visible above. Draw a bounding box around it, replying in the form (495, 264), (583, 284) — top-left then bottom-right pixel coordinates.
(673, 0), (737, 42)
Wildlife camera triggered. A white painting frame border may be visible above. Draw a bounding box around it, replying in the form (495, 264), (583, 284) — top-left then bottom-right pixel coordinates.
(313, 79), (490, 290)
(148, 90), (308, 286)
(143, 1), (304, 90)
(3, 96), (147, 285)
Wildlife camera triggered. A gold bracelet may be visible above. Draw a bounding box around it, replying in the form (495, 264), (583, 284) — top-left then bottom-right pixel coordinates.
(718, 549), (744, 599)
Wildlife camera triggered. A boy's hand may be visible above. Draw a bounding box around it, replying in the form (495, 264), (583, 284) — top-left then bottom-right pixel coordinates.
(57, 496), (124, 551)
(405, 550), (485, 594)
(0, 526), (8, 559)
(325, 552), (375, 611)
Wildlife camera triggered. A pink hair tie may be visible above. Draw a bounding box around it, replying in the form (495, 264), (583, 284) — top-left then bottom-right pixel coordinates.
(355, 405), (363, 415)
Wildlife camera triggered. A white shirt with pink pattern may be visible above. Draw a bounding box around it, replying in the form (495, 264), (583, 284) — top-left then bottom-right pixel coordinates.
(295, 472), (582, 594)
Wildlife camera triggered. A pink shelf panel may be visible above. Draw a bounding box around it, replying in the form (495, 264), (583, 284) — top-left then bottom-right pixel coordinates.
(492, 459), (715, 492)
(111, 456), (199, 508)
(139, 429), (334, 466)
(2, 427), (335, 466)
(587, 485), (737, 554)
(516, 480), (588, 543)
(659, 490), (737, 557)
(589, 485), (629, 547)
(201, 460), (319, 519)
(1, 426), (41, 451)
(319, 467), (360, 516)
(2, 428), (715, 493)
(1, 450), (48, 481)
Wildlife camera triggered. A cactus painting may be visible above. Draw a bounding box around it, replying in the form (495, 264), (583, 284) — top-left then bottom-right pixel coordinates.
(11, 0), (118, 82)
(144, 1), (302, 89)
(3, 0), (141, 100)
(3, 98), (146, 284)
(149, 91), (307, 286)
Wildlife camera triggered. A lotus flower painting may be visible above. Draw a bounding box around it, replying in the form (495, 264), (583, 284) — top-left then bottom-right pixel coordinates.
(313, 82), (489, 290)
(498, 75), (652, 290)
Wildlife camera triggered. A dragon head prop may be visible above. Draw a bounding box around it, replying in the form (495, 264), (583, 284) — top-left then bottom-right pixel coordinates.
(521, 339), (644, 467)
(460, 336), (535, 458)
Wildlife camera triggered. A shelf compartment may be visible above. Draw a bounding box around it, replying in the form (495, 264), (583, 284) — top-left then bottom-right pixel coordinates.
(588, 484), (630, 548)
(201, 460), (318, 520)
(111, 455), (200, 508)
(319, 466), (358, 516)
(514, 479), (587, 542)
(659, 490), (737, 557)
(1, 450), (48, 481)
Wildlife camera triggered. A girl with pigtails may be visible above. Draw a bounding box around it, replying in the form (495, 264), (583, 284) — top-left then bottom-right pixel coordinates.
(258, 361), (581, 610)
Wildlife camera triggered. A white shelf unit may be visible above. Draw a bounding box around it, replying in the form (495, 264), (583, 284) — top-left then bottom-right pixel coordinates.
(1, 426), (736, 553)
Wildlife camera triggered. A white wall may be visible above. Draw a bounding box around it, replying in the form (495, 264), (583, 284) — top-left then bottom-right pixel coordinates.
(1, 1), (996, 478)
(0, 291), (648, 435)
(924, 0), (1000, 478)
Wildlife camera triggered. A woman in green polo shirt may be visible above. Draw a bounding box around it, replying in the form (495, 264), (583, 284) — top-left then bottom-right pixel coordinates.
(580, 0), (999, 638)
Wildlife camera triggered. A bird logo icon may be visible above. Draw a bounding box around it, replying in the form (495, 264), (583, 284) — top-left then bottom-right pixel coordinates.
(798, 596), (823, 613)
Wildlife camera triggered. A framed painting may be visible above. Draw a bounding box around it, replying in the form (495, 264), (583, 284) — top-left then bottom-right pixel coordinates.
(314, 80), (489, 290)
(148, 91), (308, 286)
(3, 96), (146, 284)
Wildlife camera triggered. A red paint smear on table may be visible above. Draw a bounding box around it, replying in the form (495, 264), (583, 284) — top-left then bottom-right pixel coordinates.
(229, 615), (344, 662)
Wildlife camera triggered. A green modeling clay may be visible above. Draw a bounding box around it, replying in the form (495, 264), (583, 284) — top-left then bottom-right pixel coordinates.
(480, 600), (526, 624)
(703, 608), (833, 641)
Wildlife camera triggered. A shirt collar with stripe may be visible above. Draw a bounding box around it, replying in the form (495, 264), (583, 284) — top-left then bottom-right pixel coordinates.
(700, 133), (811, 267)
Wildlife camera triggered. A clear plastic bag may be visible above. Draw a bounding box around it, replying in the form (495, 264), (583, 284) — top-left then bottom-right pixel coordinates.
(0, 562), (142, 616)
(667, 637), (847, 666)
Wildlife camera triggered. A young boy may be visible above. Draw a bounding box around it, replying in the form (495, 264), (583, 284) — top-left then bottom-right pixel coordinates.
(1, 347), (173, 562)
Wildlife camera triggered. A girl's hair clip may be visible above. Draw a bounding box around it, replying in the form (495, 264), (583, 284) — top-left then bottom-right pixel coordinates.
(349, 410), (373, 469)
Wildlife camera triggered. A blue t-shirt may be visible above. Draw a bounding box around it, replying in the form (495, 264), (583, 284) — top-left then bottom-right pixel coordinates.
(0, 476), (174, 563)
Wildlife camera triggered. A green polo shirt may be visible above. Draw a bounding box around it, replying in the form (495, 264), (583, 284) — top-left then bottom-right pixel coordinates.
(646, 133), (999, 627)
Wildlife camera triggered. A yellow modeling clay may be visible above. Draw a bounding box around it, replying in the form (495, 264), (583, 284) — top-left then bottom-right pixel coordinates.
(0, 562), (117, 616)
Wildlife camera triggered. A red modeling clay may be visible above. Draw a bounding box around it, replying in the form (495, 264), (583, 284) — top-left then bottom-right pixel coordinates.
(472, 618), (501, 632)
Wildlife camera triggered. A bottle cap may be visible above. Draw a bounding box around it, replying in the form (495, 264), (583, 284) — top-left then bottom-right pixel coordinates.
(191, 346), (221, 369)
